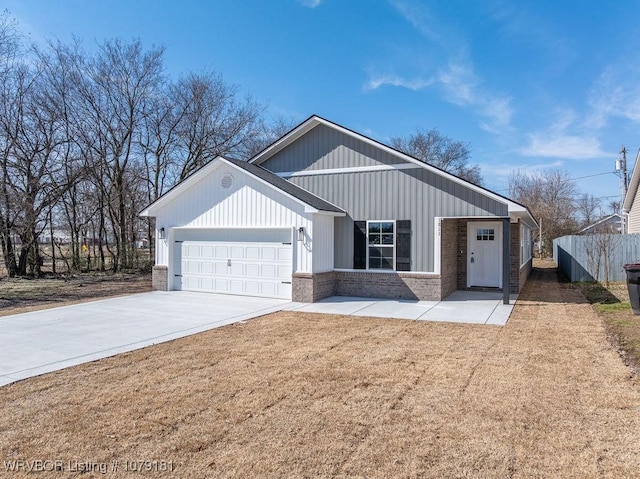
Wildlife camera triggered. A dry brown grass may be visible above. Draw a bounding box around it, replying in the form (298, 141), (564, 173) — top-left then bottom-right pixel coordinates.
(577, 277), (640, 377)
(1, 262), (640, 478)
(0, 274), (151, 317)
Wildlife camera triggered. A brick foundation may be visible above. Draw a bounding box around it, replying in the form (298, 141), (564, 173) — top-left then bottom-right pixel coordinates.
(292, 271), (336, 302)
(292, 270), (445, 302)
(334, 271), (442, 301)
(152, 265), (168, 291)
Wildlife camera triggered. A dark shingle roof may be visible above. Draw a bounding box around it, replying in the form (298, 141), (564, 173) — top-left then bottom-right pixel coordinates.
(225, 158), (344, 213)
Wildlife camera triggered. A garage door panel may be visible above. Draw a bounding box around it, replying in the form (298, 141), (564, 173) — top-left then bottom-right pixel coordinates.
(175, 238), (292, 299)
(278, 248), (292, 261)
(245, 264), (260, 276)
(214, 262), (227, 274)
(261, 283), (277, 296)
(201, 262), (215, 274)
(245, 281), (260, 294)
(261, 247), (277, 260)
(215, 278), (229, 291)
(230, 263), (244, 276)
(261, 264), (276, 278)
(184, 261), (200, 274)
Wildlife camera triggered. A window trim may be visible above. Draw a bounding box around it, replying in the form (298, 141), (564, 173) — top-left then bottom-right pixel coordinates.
(366, 220), (396, 270)
(520, 224), (532, 266)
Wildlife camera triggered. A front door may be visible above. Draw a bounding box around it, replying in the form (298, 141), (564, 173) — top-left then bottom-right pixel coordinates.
(467, 221), (502, 288)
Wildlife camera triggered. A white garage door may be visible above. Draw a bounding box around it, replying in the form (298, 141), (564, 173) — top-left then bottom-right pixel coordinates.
(174, 240), (292, 299)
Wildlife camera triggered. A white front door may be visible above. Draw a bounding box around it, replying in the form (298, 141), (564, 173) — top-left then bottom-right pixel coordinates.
(467, 221), (502, 288)
(173, 240), (292, 299)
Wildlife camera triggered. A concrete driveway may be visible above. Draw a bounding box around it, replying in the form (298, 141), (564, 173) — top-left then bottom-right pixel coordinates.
(1, 289), (515, 387)
(0, 291), (289, 387)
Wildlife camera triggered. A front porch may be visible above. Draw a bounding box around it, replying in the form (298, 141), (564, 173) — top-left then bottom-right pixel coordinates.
(291, 217), (532, 304)
(440, 218), (531, 303)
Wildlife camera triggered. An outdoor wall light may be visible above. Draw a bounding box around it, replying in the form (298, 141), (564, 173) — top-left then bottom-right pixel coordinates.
(297, 226), (304, 242)
(159, 227), (165, 240)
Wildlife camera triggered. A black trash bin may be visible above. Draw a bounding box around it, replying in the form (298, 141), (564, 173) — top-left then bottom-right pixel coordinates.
(623, 263), (640, 315)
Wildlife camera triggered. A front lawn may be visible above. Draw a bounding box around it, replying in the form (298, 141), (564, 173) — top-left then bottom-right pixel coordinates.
(1, 264), (639, 477)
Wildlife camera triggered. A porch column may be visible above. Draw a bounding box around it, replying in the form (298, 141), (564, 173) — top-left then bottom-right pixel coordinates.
(502, 218), (510, 305)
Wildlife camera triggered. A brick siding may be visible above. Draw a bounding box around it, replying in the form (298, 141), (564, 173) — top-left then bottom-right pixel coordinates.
(152, 265), (168, 291)
(334, 271), (442, 301)
(292, 271), (336, 302)
(440, 219), (459, 298)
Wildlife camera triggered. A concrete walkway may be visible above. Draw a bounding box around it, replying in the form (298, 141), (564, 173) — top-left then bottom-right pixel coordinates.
(285, 290), (516, 325)
(0, 289), (515, 387)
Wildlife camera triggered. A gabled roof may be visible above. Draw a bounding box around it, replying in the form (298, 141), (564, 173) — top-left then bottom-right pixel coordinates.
(224, 158), (344, 213)
(250, 115), (538, 228)
(139, 156), (345, 217)
(623, 149), (640, 211)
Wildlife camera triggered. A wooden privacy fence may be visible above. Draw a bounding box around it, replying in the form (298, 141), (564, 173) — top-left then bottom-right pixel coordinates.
(553, 234), (640, 283)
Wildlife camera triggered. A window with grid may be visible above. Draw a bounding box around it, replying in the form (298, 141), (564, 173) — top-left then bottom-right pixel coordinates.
(520, 225), (532, 265)
(367, 221), (394, 269)
(476, 228), (495, 241)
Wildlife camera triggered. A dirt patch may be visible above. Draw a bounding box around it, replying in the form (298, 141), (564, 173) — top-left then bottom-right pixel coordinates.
(0, 273), (152, 317)
(1, 262), (640, 477)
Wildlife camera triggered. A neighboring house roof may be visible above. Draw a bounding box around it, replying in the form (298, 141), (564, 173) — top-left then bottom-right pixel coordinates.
(139, 156), (345, 217)
(623, 149), (640, 211)
(250, 115), (538, 228)
(576, 213), (622, 234)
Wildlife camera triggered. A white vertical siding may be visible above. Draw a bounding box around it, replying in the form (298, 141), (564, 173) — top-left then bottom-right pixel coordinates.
(311, 214), (334, 272)
(629, 187), (640, 232)
(153, 162), (316, 279)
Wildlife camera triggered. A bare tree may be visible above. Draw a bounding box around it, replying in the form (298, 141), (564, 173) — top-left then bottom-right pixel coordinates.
(0, 11), (22, 275)
(74, 39), (164, 271)
(391, 128), (482, 185)
(509, 169), (578, 255)
(243, 115), (299, 159)
(575, 193), (602, 228)
(173, 71), (263, 180)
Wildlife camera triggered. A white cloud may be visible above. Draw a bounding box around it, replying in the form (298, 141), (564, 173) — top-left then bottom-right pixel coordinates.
(587, 65), (640, 129)
(367, 1), (513, 134)
(299, 0), (322, 8)
(364, 74), (434, 91)
(390, 0), (443, 45)
(365, 61), (513, 134)
(521, 134), (609, 160)
(520, 109), (611, 160)
(437, 61), (513, 132)
(480, 159), (565, 180)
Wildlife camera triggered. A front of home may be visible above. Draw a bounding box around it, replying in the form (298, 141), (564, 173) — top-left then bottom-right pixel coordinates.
(140, 116), (536, 304)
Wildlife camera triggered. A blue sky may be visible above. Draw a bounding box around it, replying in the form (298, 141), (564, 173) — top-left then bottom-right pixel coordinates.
(6, 0), (640, 208)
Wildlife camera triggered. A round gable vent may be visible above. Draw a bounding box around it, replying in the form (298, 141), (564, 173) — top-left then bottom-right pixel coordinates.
(221, 174), (233, 189)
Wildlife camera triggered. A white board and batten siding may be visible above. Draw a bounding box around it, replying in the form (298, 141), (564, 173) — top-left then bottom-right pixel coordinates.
(152, 161), (333, 298)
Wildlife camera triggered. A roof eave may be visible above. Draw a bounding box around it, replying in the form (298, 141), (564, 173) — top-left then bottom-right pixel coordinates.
(623, 149), (640, 210)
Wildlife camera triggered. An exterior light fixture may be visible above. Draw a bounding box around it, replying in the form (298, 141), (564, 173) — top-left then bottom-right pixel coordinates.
(297, 227), (304, 242)
(159, 227), (165, 240)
